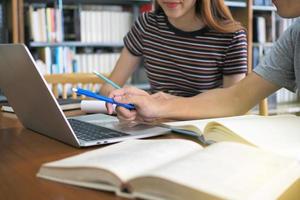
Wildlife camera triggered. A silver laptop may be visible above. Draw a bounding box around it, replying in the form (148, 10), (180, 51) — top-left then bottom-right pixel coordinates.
(0, 44), (170, 147)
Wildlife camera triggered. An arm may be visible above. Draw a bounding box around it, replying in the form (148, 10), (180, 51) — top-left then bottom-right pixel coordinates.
(114, 73), (279, 121)
(223, 73), (246, 88)
(159, 73), (279, 120)
(100, 47), (142, 96)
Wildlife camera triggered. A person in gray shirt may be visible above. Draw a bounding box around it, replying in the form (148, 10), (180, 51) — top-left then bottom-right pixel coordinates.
(106, 0), (300, 121)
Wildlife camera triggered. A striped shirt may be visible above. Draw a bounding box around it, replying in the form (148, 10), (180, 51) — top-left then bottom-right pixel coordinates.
(124, 11), (247, 97)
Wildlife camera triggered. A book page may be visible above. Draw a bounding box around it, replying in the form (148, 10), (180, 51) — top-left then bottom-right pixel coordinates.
(165, 115), (260, 134)
(204, 115), (300, 159)
(40, 139), (202, 184)
(165, 115), (260, 144)
(129, 142), (300, 200)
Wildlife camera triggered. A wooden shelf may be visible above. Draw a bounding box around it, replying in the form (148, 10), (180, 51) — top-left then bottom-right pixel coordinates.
(225, 1), (246, 8)
(225, 1), (276, 11)
(253, 5), (276, 11)
(30, 41), (124, 48)
(25, 0), (151, 5)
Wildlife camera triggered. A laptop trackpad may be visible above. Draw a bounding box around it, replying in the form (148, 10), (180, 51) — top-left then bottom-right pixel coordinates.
(69, 113), (170, 136)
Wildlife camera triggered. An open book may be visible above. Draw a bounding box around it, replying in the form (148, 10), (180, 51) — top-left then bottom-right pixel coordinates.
(166, 114), (300, 159)
(37, 139), (300, 200)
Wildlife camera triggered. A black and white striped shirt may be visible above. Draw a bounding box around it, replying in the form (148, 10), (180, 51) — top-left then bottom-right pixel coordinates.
(124, 11), (247, 97)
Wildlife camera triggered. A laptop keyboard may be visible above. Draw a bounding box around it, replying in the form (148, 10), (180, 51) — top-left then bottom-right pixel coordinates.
(68, 119), (127, 141)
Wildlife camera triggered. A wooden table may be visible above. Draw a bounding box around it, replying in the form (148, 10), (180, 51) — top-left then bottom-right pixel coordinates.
(0, 110), (129, 200)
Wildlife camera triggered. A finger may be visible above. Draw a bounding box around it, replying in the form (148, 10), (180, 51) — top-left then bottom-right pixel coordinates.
(106, 102), (114, 115)
(107, 88), (127, 98)
(116, 106), (137, 121)
(107, 89), (126, 114)
(114, 94), (145, 108)
(117, 112), (136, 122)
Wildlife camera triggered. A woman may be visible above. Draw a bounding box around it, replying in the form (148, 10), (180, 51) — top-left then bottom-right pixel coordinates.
(108, 0), (300, 122)
(101, 0), (247, 100)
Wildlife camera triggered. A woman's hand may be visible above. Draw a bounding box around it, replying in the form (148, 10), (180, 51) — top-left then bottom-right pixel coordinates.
(109, 87), (173, 122)
(106, 86), (149, 119)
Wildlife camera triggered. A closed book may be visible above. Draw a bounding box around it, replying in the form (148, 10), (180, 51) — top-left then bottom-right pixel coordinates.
(1, 98), (81, 113)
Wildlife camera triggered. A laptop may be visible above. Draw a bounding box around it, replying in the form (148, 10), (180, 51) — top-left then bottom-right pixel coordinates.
(0, 44), (170, 147)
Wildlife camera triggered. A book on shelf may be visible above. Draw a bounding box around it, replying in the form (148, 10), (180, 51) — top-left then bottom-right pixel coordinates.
(79, 5), (131, 43)
(27, 4), (132, 44)
(253, 16), (267, 43)
(37, 115), (300, 199)
(252, 46), (260, 68)
(63, 7), (79, 41)
(1, 98), (81, 113)
(28, 5), (64, 43)
(253, 0), (264, 5)
(0, 3), (8, 43)
(253, 0), (273, 6)
(36, 47), (119, 75)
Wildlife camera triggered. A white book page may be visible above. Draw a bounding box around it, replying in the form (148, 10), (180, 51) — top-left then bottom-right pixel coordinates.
(165, 115), (260, 134)
(133, 142), (300, 200)
(208, 115), (300, 159)
(43, 139), (202, 182)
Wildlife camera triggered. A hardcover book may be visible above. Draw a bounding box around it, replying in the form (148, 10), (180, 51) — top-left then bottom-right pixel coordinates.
(37, 115), (300, 200)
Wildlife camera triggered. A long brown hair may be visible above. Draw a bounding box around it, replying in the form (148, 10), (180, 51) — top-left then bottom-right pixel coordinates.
(154, 0), (244, 33)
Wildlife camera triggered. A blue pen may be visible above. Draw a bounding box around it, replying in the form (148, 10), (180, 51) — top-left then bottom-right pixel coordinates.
(72, 88), (135, 110)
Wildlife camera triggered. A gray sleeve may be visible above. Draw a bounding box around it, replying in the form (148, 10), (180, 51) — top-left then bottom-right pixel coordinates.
(254, 24), (296, 92)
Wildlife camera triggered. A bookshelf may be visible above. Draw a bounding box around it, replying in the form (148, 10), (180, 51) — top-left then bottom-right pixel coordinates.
(8, 0), (299, 115)
(10, 0), (152, 82)
(30, 41), (124, 48)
